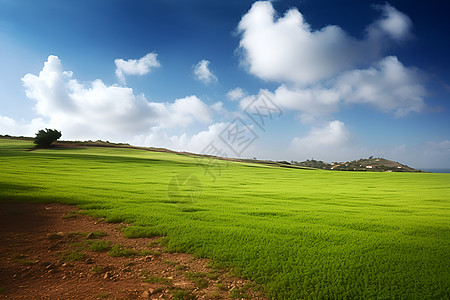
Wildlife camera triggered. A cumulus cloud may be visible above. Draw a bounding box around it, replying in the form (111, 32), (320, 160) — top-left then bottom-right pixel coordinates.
(241, 56), (425, 117)
(269, 86), (340, 116)
(336, 56), (425, 116)
(291, 120), (351, 149)
(369, 4), (413, 41)
(226, 87), (246, 101)
(237, 1), (412, 85)
(131, 122), (228, 154)
(193, 60), (217, 84)
(19, 55), (212, 143)
(0, 115), (17, 133)
(155, 95), (213, 128)
(115, 53), (160, 84)
(289, 120), (354, 161)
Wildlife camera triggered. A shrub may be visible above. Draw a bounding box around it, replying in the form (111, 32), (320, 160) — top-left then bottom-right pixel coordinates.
(33, 128), (62, 147)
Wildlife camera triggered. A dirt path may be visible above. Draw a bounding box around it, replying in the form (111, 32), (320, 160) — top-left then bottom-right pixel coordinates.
(0, 202), (264, 299)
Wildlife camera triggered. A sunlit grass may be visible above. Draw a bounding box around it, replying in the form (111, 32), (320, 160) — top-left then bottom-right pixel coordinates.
(1, 138), (449, 298)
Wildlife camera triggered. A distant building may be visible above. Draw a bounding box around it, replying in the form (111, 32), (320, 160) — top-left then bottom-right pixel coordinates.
(366, 165), (373, 169)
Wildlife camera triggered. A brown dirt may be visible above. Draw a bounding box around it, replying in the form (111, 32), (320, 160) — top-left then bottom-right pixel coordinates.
(0, 202), (265, 299)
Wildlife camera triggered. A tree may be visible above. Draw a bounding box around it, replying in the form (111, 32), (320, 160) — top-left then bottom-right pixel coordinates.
(34, 129), (62, 147)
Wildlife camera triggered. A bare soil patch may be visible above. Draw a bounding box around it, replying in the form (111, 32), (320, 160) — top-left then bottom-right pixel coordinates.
(0, 202), (264, 299)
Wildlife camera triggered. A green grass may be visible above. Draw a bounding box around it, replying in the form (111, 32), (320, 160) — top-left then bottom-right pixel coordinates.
(91, 266), (104, 274)
(141, 270), (172, 284)
(12, 254), (37, 266)
(61, 250), (86, 262)
(89, 240), (112, 252)
(107, 244), (137, 257)
(171, 289), (195, 300)
(1, 138), (450, 299)
(185, 271), (209, 289)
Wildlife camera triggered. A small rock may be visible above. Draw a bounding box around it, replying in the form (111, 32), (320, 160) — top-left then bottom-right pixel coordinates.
(47, 232), (64, 240)
(44, 263), (53, 269)
(85, 258), (95, 264)
(122, 266), (131, 272)
(141, 291), (149, 298)
(148, 288), (154, 294)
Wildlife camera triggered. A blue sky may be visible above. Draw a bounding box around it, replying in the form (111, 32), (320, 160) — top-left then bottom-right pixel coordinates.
(1, 0), (449, 168)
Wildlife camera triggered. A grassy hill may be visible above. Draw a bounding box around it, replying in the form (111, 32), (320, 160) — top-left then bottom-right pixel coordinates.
(0, 138), (449, 298)
(292, 157), (421, 172)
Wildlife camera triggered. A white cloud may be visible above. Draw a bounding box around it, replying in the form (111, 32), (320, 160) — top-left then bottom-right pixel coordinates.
(226, 87), (246, 101)
(241, 56), (425, 117)
(336, 56), (425, 117)
(156, 95), (213, 128)
(186, 122), (228, 153)
(131, 122), (228, 154)
(0, 115), (17, 133)
(369, 4), (413, 41)
(425, 140), (450, 156)
(289, 120), (354, 161)
(19, 55), (212, 143)
(237, 1), (412, 85)
(292, 120), (351, 148)
(115, 53), (160, 84)
(193, 59), (217, 84)
(0, 115), (47, 137)
(271, 85), (340, 115)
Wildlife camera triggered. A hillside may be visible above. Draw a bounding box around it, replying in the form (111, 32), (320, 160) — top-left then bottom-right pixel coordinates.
(0, 138), (449, 299)
(291, 157), (422, 172)
(0, 136), (422, 173)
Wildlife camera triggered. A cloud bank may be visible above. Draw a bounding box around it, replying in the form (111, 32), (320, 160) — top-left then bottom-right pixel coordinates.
(16, 55), (213, 146)
(248, 56), (425, 118)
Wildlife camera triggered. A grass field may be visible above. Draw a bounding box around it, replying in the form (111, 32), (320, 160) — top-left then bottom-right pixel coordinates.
(1, 138), (449, 299)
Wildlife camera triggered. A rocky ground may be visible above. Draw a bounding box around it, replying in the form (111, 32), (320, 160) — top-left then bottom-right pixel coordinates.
(0, 202), (265, 299)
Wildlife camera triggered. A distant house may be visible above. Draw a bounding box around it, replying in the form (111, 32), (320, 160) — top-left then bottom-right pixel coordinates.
(366, 165), (373, 169)
(397, 166), (402, 169)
